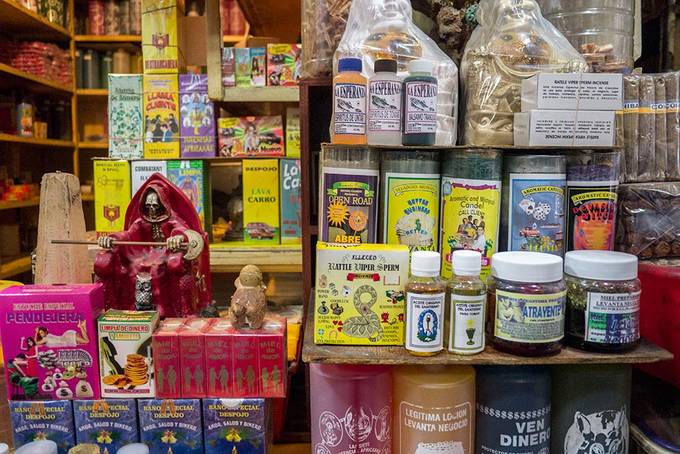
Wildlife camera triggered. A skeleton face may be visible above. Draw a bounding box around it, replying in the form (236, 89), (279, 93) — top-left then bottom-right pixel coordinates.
(145, 190), (161, 217)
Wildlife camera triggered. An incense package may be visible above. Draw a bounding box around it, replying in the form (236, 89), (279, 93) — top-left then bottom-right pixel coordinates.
(74, 399), (139, 451)
(10, 400), (75, 453)
(108, 74), (144, 159)
(218, 116), (284, 157)
(143, 74), (180, 159)
(179, 74), (216, 158)
(202, 398), (270, 454)
(94, 160), (131, 236)
(267, 44), (301, 86)
(138, 399), (203, 453)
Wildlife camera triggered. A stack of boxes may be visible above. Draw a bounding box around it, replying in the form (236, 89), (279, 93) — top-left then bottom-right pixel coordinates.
(222, 44), (302, 88)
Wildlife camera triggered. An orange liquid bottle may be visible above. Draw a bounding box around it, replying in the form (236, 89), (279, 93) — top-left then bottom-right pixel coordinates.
(332, 57), (367, 144)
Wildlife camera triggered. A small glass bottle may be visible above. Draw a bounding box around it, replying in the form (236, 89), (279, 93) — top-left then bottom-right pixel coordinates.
(447, 250), (486, 355)
(368, 58), (402, 145)
(402, 59), (437, 146)
(405, 251), (446, 356)
(332, 57), (367, 145)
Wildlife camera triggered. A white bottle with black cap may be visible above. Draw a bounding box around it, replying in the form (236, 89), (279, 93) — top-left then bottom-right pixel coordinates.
(447, 250), (487, 355)
(368, 58), (403, 145)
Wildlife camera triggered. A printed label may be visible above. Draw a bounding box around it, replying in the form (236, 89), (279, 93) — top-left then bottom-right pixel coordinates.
(586, 291), (640, 344)
(494, 290), (566, 343)
(563, 407), (628, 454)
(476, 403), (551, 454)
(406, 292), (444, 352)
(449, 294), (485, 352)
(334, 83), (367, 135)
(369, 79), (402, 132)
(440, 177), (501, 280)
(399, 400), (472, 454)
(404, 81), (437, 134)
(315, 404), (391, 454)
(566, 181), (618, 251)
(508, 173), (566, 257)
(383, 172), (440, 252)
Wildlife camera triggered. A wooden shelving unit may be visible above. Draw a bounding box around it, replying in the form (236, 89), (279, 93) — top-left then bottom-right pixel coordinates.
(78, 141), (108, 149)
(0, 0), (70, 41)
(0, 256), (32, 279)
(0, 62), (73, 94)
(74, 34), (142, 43)
(0, 198), (40, 210)
(209, 243), (302, 273)
(219, 86), (300, 103)
(0, 133), (74, 148)
(76, 88), (108, 96)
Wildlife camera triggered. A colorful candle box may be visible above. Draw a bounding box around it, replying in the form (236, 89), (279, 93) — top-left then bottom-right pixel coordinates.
(218, 116), (284, 157)
(179, 74), (216, 158)
(267, 43), (301, 86)
(203, 319), (233, 398)
(141, 0), (185, 74)
(257, 317), (287, 398)
(0, 284), (104, 401)
(166, 159), (209, 229)
(10, 400), (75, 454)
(285, 107), (300, 158)
(74, 399), (139, 452)
(231, 332), (259, 398)
(243, 159), (280, 245)
(98, 310), (159, 398)
(131, 160), (167, 196)
(202, 398), (269, 454)
(250, 47), (266, 87)
(222, 47), (235, 87)
(235, 48), (252, 87)
(138, 399), (203, 454)
(108, 74), (144, 159)
(178, 318), (212, 398)
(280, 159), (302, 245)
(143, 74), (180, 159)
(314, 242), (409, 345)
(152, 319), (186, 399)
(94, 160), (131, 236)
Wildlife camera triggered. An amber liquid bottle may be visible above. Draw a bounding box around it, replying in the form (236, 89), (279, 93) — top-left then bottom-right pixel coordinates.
(332, 57), (367, 145)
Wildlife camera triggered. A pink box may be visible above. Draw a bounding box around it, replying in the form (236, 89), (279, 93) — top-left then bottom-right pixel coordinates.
(258, 316), (287, 398)
(152, 318), (186, 398)
(178, 318), (212, 398)
(203, 319), (233, 398)
(231, 331), (259, 397)
(0, 284), (104, 400)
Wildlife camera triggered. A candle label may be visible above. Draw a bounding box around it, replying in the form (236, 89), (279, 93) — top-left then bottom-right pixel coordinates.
(398, 400), (472, 454)
(334, 83), (367, 135)
(404, 81), (437, 134)
(321, 167), (378, 244)
(440, 177), (501, 280)
(383, 172), (440, 251)
(508, 173), (566, 257)
(74, 399), (139, 452)
(494, 290), (566, 343)
(369, 79), (402, 132)
(476, 402), (551, 454)
(449, 294), (485, 353)
(315, 404), (391, 453)
(585, 291), (640, 344)
(406, 292), (445, 352)
(10, 400), (75, 454)
(565, 181), (618, 251)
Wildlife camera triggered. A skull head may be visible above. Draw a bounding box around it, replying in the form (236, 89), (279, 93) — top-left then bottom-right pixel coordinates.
(144, 190), (163, 218)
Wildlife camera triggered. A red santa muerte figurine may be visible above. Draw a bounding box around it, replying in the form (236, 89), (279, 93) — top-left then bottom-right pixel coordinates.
(94, 173), (212, 316)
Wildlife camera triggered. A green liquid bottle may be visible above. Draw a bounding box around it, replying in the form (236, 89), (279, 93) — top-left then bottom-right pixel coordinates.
(446, 250), (486, 355)
(402, 59), (437, 146)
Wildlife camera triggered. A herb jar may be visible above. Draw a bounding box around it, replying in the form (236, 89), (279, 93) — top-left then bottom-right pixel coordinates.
(564, 250), (640, 352)
(488, 251), (566, 356)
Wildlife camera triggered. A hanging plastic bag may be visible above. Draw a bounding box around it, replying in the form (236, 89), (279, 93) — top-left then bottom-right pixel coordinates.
(334, 0), (459, 145)
(461, 0), (588, 146)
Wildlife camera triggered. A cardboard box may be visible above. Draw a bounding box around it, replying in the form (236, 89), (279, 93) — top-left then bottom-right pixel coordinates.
(285, 107), (300, 158)
(141, 0), (185, 73)
(94, 160), (131, 236)
(280, 159), (301, 244)
(235, 48), (251, 87)
(10, 400), (75, 453)
(151, 318), (186, 398)
(256, 317), (287, 398)
(0, 284), (104, 401)
(98, 310), (159, 398)
(74, 399), (139, 451)
(179, 74), (216, 158)
(109, 74), (144, 159)
(131, 160), (167, 196)
(514, 110), (616, 147)
(243, 159), (280, 244)
(143, 75), (180, 159)
(314, 243), (409, 345)
(521, 73), (624, 112)
(178, 318), (212, 398)
(267, 43), (301, 86)
(166, 159), (208, 228)
(202, 399), (269, 454)
(138, 399), (203, 454)
(222, 48), (235, 87)
(250, 48), (266, 87)
(231, 331), (259, 397)
(218, 116), (284, 157)
(203, 319), (233, 398)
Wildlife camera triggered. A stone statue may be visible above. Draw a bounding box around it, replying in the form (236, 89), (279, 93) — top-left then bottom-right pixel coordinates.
(228, 264), (266, 329)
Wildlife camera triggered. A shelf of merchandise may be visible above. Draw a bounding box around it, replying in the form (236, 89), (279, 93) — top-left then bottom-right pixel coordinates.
(0, 62), (73, 94)
(74, 34), (142, 43)
(209, 243), (302, 273)
(76, 88), (108, 96)
(0, 133), (74, 148)
(219, 86), (300, 103)
(0, 256), (31, 279)
(78, 141), (108, 149)
(0, 0), (71, 41)
(0, 198), (40, 210)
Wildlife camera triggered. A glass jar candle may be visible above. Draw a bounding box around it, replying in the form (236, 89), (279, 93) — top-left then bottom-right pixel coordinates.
(564, 250), (641, 352)
(488, 251), (566, 356)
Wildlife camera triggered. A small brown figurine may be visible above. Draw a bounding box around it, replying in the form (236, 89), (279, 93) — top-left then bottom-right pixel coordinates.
(229, 265), (266, 329)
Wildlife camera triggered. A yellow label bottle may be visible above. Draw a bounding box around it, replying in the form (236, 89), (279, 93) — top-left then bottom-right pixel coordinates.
(332, 57), (367, 144)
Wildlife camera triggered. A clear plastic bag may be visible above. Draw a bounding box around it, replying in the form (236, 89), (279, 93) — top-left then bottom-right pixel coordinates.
(460, 0), (588, 146)
(333, 0), (459, 145)
(302, 0), (352, 78)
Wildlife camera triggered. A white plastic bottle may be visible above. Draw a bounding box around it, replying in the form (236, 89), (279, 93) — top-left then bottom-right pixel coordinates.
(367, 59), (402, 145)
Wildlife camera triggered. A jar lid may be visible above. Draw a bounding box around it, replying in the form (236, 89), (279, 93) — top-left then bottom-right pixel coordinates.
(411, 251), (441, 277)
(564, 250), (638, 281)
(408, 59), (433, 74)
(374, 58), (397, 73)
(452, 250), (481, 276)
(491, 251), (563, 283)
(338, 57), (362, 73)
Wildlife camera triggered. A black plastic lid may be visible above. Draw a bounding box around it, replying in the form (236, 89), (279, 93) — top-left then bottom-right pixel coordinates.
(374, 59), (397, 73)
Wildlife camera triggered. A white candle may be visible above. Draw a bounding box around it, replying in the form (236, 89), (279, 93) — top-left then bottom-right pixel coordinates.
(16, 440), (58, 454)
(117, 444), (150, 454)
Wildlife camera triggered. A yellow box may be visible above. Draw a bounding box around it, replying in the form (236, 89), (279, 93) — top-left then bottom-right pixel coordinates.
(94, 160), (131, 236)
(314, 242), (409, 345)
(143, 75), (180, 158)
(142, 1), (185, 73)
(242, 159), (280, 244)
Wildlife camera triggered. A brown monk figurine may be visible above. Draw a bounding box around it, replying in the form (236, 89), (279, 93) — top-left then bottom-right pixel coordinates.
(229, 264), (266, 329)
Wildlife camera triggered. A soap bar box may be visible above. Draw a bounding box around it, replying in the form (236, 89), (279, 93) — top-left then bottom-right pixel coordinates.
(242, 158), (280, 245)
(138, 398), (203, 454)
(74, 399), (139, 451)
(266, 43), (301, 86)
(151, 318), (186, 399)
(203, 319), (234, 398)
(202, 398), (270, 454)
(143, 74), (180, 159)
(514, 110), (616, 147)
(10, 400), (75, 454)
(179, 74), (216, 158)
(109, 74), (144, 159)
(94, 159), (131, 237)
(178, 318), (212, 398)
(131, 160), (167, 195)
(218, 116), (285, 157)
(280, 158), (302, 244)
(141, 0), (185, 73)
(521, 73), (624, 111)
(0, 284), (104, 401)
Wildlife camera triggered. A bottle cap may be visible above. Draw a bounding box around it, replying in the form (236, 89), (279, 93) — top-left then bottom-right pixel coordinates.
(0, 443), (8, 454)
(411, 251), (441, 277)
(117, 444), (151, 454)
(374, 59), (397, 73)
(564, 250), (637, 281)
(491, 251), (563, 283)
(15, 441), (58, 454)
(408, 59), (434, 74)
(338, 57), (362, 73)
(452, 250), (482, 276)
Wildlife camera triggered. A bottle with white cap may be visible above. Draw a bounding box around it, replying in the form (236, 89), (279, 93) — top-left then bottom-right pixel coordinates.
(446, 250), (486, 355)
(405, 251), (446, 356)
(402, 59), (438, 146)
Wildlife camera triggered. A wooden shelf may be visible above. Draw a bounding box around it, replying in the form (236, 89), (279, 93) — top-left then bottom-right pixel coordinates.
(0, 133), (74, 148)
(223, 34), (246, 44)
(76, 88), (108, 96)
(219, 86), (299, 103)
(0, 62), (73, 94)
(0, 198), (39, 210)
(209, 243), (302, 273)
(0, 256), (31, 279)
(81, 193), (94, 202)
(74, 35), (142, 43)
(0, 0), (70, 41)
(78, 141), (108, 149)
